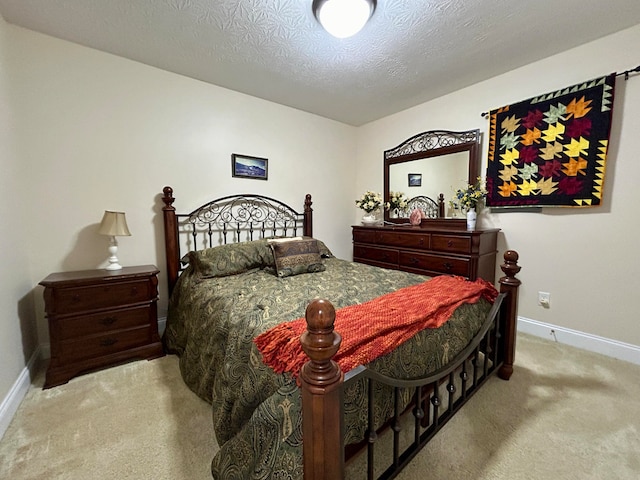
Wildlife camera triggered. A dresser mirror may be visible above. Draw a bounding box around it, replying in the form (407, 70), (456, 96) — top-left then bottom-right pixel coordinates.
(383, 129), (480, 223)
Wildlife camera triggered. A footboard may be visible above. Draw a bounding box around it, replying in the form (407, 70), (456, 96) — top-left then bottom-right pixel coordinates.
(299, 251), (521, 480)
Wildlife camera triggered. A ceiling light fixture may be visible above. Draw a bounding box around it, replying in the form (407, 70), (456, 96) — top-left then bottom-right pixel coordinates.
(312, 0), (377, 39)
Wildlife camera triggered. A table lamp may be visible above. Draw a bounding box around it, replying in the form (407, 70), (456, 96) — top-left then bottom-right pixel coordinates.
(98, 210), (131, 270)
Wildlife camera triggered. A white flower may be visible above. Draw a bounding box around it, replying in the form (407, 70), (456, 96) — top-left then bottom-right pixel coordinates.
(387, 191), (408, 210)
(355, 190), (383, 213)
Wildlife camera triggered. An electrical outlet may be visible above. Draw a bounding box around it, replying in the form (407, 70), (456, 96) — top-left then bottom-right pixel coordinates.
(538, 291), (550, 308)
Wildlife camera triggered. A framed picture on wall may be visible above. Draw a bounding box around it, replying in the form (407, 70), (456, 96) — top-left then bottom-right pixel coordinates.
(408, 173), (422, 187)
(232, 154), (268, 180)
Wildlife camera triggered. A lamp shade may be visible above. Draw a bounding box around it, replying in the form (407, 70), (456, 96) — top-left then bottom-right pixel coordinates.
(313, 0), (376, 38)
(98, 211), (131, 237)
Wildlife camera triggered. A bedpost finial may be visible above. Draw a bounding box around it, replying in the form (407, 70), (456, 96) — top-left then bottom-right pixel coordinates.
(162, 186), (175, 208)
(500, 250), (521, 286)
(300, 299), (341, 386)
(504, 249), (518, 263)
(305, 298), (335, 330)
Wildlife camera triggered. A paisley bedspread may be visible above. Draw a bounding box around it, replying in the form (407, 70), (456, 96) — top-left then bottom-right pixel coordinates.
(164, 252), (490, 479)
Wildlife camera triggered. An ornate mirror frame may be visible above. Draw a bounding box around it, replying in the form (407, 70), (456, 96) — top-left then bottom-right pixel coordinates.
(383, 129), (481, 225)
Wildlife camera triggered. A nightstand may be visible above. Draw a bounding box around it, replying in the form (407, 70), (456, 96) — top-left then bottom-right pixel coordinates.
(40, 265), (164, 388)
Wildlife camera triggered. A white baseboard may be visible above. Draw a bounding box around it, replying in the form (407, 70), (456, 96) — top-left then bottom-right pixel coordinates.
(0, 346), (42, 441)
(518, 316), (640, 366)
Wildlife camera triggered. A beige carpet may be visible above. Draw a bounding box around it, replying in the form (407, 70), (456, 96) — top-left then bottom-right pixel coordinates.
(1, 333), (639, 479)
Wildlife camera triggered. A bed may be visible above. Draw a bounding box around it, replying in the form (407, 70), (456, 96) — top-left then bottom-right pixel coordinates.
(160, 186), (521, 480)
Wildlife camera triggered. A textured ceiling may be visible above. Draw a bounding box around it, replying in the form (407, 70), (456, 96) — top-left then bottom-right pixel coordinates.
(1, 0), (640, 126)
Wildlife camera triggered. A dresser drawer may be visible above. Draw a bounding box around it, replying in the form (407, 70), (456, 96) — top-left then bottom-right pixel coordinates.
(431, 235), (472, 254)
(54, 279), (153, 314)
(354, 245), (398, 266)
(353, 226), (499, 283)
(376, 231), (430, 249)
(56, 305), (152, 340)
(399, 252), (470, 276)
(353, 229), (377, 244)
(58, 326), (152, 363)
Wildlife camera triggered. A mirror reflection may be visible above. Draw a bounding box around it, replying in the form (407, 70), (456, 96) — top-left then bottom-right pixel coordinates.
(383, 129), (480, 222)
(389, 152), (469, 216)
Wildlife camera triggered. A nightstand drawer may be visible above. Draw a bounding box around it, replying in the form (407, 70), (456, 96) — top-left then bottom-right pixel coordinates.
(55, 279), (152, 314)
(57, 305), (151, 340)
(399, 252), (470, 276)
(431, 235), (472, 254)
(59, 326), (151, 363)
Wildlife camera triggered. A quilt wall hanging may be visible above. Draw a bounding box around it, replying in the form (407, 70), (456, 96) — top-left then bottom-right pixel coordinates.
(486, 73), (616, 208)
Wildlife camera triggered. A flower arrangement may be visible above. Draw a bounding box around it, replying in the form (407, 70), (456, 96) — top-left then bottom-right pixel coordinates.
(386, 191), (408, 211)
(452, 177), (487, 211)
(355, 191), (384, 213)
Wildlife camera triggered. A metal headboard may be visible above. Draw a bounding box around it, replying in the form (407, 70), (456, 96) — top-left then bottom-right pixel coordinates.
(405, 195), (439, 219)
(161, 186), (313, 294)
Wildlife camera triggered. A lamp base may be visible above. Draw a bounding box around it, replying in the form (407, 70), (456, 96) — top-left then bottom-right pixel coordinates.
(105, 237), (123, 270)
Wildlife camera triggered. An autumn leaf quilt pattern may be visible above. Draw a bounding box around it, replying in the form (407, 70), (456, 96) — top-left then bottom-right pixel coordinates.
(486, 74), (615, 208)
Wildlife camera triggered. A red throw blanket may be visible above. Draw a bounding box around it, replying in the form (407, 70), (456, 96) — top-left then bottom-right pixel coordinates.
(254, 275), (498, 378)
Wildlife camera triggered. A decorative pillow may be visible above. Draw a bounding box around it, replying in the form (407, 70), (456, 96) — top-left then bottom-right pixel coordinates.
(265, 236), (334, 258)
(187, 239), (274, 278)
(269, 238), (326, 278)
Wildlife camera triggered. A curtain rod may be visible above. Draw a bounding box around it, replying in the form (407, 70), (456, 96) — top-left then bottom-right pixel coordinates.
(480, 64), (640, 118)
(618, 64), (640, 80)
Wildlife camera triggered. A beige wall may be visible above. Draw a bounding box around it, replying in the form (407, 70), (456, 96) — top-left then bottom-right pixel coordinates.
(356, 25), (640, 347)
(0, 16), (39, 416)
(0, 24), (356, 404)
(2, 16), (639, 413)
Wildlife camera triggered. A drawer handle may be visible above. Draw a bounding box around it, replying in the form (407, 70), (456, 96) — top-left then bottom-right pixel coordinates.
(72, 294), (81, 302)
(130, 286), (139, 295)
(447, 240), (453, 247)
(100, 317), (117, 326)
(381, 253), (390, 261)
(419, 238), (424, 246)
(443, 262), (453, 272)
(410, 257), (419, 265)
(100, 338), (118, 347)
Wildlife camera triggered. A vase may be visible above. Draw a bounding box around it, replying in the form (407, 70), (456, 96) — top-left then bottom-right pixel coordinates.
(389, 208), (399, 219)
(466, 208), (477, 230)
(361, 212), (377, 225)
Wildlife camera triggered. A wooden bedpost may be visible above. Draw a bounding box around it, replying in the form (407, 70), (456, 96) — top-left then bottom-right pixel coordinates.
(497, 250), (521, 380)
(162, 186), (180, 296)
(304, 194), (313, 238)
(299, 299), (344, 480)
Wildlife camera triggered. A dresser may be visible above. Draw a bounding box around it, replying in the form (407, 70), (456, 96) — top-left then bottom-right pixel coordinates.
(40, 265), (164, 388)
(352, 225), (499, 282)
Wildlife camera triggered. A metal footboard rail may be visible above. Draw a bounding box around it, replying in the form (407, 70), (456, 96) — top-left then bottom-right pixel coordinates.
(342, 293), (506, 480)
(299, 250), (521, 480)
